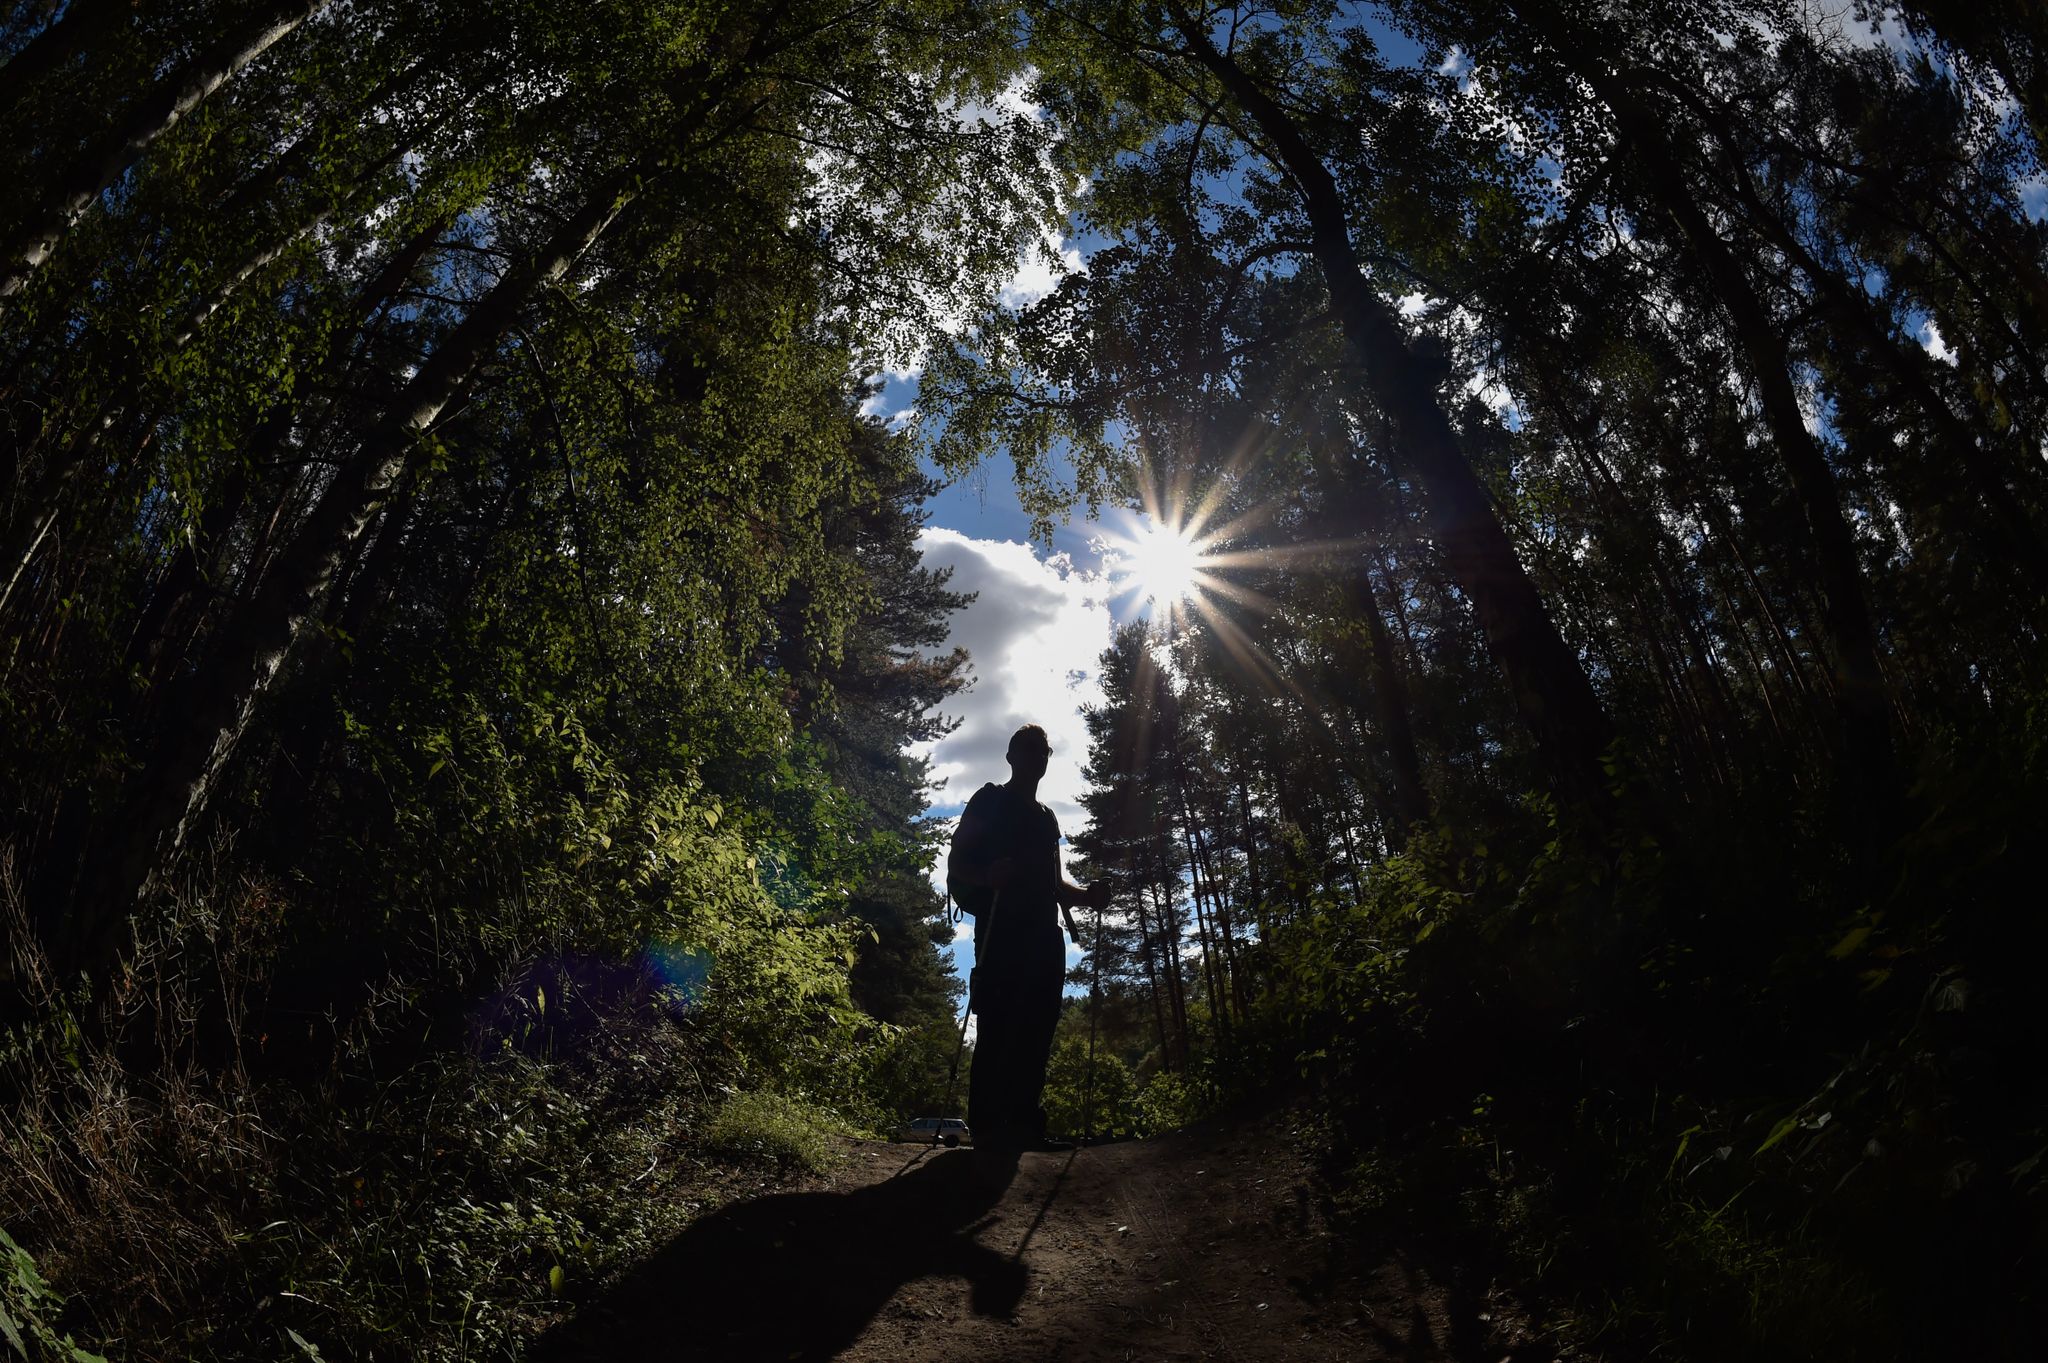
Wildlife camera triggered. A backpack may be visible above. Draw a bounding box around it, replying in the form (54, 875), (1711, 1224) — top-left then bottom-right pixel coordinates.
(945, 783), (1011, 918)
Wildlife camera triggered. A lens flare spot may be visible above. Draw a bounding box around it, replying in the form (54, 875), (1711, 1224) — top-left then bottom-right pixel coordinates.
(643, 940), (712, 1013)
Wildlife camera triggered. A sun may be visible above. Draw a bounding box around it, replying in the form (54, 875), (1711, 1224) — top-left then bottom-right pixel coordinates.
(1123, 519), (1212, 608)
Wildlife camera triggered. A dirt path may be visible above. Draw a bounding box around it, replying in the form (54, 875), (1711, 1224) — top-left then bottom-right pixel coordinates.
(535, 1115), (1559, 1362)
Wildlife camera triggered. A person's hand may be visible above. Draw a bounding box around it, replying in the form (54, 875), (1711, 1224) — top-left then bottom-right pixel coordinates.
(985, 855), (1018, 886)
(1086, 879), (1113, 912)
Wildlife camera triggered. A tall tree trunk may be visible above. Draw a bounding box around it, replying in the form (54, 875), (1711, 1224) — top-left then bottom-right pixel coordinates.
(122, 459), (256, 687)
(122, 216), (447, 697)
(1716, 579), (1791, 745)
(1186, 800), (1247, 1020)
(1335, 819), (1366, 902)
(1176, 801), (1228, 1033)
(1233, 777), (1272, 956)
(1302, 440), (1433, 834)
(69, 168), (637, 970)
(1148, 859), (1190, 1068)
(1564, 56), (1893, 777)
(1132, 890), (1172, 1073)
(1721, 162), (2048, 601)
(0, 0), (329, 306)
(1531, 379), (1733, 783)
(1178, 23), (1615, 810)
(1313, 454), (1431, 838)
(0, 401), (117, 617)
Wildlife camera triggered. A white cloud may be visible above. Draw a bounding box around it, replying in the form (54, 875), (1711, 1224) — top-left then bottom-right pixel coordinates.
(914, 528), (1113, 846)
(2019, 173), (2047, 223)
(999, 224), (1086, 309)
(951, 71), (1042, 129)
(1919, 318), (1958, 366)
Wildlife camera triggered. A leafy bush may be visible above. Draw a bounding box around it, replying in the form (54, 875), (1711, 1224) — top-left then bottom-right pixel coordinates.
(0, 746), (878, 1363)
(1133, 1072), (1200, 1138)
(1251, 732), (2048, 1361)
(0, 1229), (105, 1363)
(702, 1092), (841, 1173)
(1042, 1036), (1135, 1139)
(864, 1015), (969, 1120)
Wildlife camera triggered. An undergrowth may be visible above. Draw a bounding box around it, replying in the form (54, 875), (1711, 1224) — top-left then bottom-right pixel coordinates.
(702, 1091), (843, 1173)
(0, 783), (887, 1362)
(1252, 736), (2048, 1362)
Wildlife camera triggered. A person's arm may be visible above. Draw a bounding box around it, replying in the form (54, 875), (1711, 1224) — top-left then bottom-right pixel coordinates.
(951, 852), (1018, 889)
(1056, 876), (1114, 911)
(1054, 874), (1112, 940)
(1053, 824), (1113, 913)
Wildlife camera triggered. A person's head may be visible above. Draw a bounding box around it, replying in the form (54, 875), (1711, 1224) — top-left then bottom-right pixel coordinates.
(1005, 723), (1051, 783)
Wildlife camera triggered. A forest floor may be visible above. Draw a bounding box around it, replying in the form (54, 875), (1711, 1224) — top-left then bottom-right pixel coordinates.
(532, 1106), (1578, 1362)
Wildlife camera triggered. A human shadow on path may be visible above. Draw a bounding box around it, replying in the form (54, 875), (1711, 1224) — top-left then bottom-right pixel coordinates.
(533, 1146), (1026, 1362)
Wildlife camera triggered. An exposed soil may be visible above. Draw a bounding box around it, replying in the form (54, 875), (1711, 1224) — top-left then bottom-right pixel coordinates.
(534, 1111), (1566, 1361)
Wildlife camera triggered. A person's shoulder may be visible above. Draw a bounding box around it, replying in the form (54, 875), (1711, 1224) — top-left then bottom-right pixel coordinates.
(959, 783), (1005, 822)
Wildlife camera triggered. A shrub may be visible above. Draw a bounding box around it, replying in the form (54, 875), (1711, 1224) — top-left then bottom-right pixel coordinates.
(702, 1091), (841, 1173)
(0, 724), (878, 1363)
(1043, 1036), (1135, 1139)
(1133, 1071), (1199, 1137)
(0, 1229), (106, 1363)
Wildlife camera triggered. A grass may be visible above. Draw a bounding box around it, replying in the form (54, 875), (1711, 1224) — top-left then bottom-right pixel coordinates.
(702, 1091), (842, 1174)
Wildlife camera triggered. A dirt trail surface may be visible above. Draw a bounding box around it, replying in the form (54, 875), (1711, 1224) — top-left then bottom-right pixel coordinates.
(534, 1113), (1561, 1362)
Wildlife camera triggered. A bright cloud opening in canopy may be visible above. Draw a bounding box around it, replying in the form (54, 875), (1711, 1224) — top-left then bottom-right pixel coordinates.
(914, 528), (1113, 833)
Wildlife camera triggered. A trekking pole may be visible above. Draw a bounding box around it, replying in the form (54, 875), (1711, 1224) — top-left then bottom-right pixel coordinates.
(946, 886), (998, 1112)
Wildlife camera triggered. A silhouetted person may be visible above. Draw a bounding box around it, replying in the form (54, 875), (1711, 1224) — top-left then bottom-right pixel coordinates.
(948, 723), (1109, 1149)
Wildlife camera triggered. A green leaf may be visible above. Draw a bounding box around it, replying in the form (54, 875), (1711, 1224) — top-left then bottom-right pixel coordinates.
(1755, 1114), (1800, 1155)
(1665, 1124), (1703, 1179)
(549, 1264), (566, 1295)
(1827, 925), (1872, 959)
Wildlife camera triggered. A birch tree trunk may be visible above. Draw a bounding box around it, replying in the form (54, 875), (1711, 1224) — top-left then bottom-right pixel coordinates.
(69, 169), (636, 970)
(0, 0), (328, 306)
